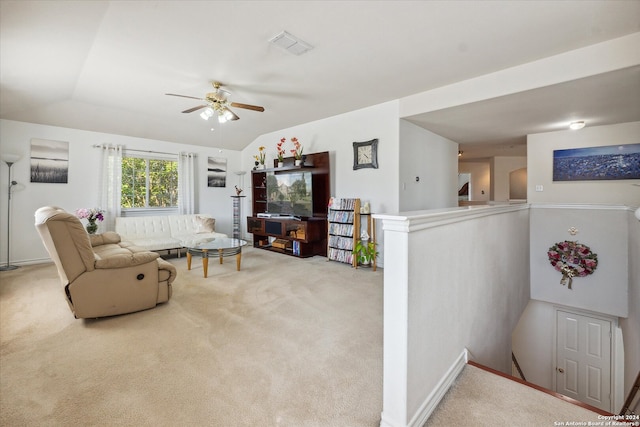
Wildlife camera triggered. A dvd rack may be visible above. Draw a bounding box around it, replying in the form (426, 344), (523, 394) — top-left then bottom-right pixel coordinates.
(327, 197), (360, 267)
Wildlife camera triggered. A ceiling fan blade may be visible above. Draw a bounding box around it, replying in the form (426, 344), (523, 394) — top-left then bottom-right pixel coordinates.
(225, 107), (240, 121)
(230, 102), (265, 112)
(166, 93), (204, 101)
(182, 105), (207, 113)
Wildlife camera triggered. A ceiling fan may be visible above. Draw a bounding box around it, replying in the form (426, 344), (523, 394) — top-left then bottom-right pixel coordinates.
(166, 82), (265, 123)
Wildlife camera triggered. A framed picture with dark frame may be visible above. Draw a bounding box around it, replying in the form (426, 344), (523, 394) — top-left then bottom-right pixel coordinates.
(353, 138), (378, 170)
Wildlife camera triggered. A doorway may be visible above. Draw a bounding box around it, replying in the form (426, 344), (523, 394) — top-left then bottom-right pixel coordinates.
(458, 173), (470, 202)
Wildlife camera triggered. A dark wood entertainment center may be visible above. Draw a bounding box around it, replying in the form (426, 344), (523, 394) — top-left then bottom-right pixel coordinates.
(247, 151), (330, 257)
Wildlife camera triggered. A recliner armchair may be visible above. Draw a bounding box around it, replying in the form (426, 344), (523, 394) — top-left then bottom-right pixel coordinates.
(35, 206), (177, 319)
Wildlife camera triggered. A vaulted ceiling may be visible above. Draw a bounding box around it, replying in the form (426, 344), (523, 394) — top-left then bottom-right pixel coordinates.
(2, 1), (639, 158)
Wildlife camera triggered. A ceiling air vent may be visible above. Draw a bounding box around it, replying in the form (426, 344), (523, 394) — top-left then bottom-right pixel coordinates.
(269, 31), (313, 56)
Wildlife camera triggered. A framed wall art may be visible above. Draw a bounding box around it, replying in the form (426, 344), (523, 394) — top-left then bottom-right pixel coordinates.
(207, 157), (227, 187)
(30, 138), (69, 183)
(553, 143), (640, 181)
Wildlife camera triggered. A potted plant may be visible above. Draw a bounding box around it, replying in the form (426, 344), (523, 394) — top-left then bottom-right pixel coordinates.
(290, 137), (303, 166)
(254, 146), (266, 169)
(353, 239), (378, 267)
(276, 138), (286, 167)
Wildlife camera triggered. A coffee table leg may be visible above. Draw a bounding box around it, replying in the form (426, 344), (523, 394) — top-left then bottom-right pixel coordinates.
(236, 251), (242, 271)
(187, 252), (192, 270)
(218, 248), (224, 264)
(202, 249), (209, 278)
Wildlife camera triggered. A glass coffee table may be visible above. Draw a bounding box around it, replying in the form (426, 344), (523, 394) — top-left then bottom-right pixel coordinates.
(186, 238), (248, 278)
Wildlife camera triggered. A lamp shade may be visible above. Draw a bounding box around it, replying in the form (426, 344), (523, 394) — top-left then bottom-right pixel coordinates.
(0, 153), (21, 164)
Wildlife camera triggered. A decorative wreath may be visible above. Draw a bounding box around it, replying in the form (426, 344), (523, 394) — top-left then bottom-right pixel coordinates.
(547, 240), (598, 289)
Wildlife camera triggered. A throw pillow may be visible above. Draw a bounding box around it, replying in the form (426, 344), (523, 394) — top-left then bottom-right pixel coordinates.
(196, 216), (215, 233)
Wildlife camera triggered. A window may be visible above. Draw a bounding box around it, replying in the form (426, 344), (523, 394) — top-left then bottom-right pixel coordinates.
(121, 156), (178, 209)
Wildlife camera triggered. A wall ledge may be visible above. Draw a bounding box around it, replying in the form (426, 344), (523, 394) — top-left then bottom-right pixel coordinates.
(374, 203), (528, 233)
(530, 203), (634, 211)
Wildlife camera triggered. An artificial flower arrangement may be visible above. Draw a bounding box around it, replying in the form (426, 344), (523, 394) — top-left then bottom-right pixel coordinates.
(75, 207), (105, 234)
(253, 146), (266, 165)
(75, 207), (105, 223)
(276, 138), (286, 162)
(290, 137), (303, 160)
(547, 240), (598, 289)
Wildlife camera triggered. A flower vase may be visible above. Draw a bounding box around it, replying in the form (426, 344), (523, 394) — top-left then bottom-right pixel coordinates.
(259, 164), (266, 170)
(86, 219), (98, 235)
(278, 162), (284, 168)
(295, 159), (302, 166)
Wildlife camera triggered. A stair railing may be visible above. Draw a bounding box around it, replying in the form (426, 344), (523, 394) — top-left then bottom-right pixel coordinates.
(620, 371), (640, 416)
(511, 352), (526, 382)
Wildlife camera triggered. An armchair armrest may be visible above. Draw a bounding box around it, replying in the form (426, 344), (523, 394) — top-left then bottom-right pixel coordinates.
(95, 252), (159, 269)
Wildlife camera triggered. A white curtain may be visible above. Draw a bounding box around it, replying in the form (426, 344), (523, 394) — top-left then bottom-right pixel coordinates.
(98, 144), (122, 232)
(178, 152), (196, 214)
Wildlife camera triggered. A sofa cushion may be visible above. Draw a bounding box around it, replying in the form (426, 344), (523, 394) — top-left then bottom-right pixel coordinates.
(119, 237), (182, 252)
(167, 214), (213, 236)
(115, 214), (226, 252)
(196, 215), (215, 233)
(115, 216), (172, 239)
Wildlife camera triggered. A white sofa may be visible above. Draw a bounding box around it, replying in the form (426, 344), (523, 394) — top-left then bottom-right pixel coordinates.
(115, 214), (227, 254)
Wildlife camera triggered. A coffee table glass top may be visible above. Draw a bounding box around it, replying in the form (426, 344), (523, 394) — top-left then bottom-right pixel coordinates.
(186, 238), (248, 277)
(188, 238), (247, 252)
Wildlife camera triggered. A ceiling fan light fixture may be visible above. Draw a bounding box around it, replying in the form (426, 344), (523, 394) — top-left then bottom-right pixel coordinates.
(218, 114), (228, 124)
(569, 121), (585, 130)
(269, 30), (313, 56)
(200, 107), (214, 120)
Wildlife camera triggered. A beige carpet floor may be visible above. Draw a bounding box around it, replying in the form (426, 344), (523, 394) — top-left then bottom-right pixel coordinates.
(424, 364), (609, 427)
(1, 247), (384, 426)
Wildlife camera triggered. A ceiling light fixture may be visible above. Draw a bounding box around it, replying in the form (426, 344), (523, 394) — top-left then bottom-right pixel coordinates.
(269, 30), (313, 55)
(569, 121), (585, 130)
(458, 151), (463, 157)
(200, 107), (214, 120)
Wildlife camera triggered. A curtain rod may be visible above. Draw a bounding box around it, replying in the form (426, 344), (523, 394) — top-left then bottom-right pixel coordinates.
(92, 144), (196, 157)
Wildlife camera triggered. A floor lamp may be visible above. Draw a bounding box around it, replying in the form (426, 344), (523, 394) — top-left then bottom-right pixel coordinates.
(0, 153), (21, 271)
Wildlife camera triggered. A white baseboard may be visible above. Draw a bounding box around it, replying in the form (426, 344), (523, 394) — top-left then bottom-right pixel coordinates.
(407, 348), (470, 427)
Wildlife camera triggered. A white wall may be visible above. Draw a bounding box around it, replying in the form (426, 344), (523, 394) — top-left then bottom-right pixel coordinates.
(530, 205), (629, 318)
(527, 121), (640, 207)
(514, 118), (640, 411)
(458, 161), (490, 202)
(513, 209), (640, 412)
(0, 119), (239, 264)
(491, 156), (527, 201)
(378, 205), (530, 426)
(620, 210), (640, 408)
(398, 120), (458, 211)
(511, 300), (556, 389)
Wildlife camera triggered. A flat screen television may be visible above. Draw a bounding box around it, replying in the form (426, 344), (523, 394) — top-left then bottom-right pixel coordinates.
(266, 171), (313, 217)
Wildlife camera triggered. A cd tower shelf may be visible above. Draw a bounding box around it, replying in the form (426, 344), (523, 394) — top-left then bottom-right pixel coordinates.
(327, 198), (360, 267)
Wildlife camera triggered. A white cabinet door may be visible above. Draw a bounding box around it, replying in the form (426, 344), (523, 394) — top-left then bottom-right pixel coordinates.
(556, 310), (611, 412)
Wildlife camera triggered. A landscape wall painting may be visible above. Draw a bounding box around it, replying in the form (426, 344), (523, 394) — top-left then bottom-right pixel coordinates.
(553, 143), (640, 181)
(30, 138), (69, 183)
(207, 157), (227, 187)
